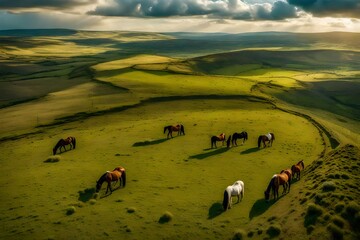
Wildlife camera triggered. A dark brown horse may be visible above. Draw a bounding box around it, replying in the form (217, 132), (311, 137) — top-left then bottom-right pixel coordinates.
(96, 166), (126, 194)
(258, 133), (275, 148)
(53, 136), (76, 155)
(291, 160), (305, 180)
(211, 133), (226, 148)
(164, 124), (185, 138)
(264, 170), (290, 201)
(232, 131), (248, 146)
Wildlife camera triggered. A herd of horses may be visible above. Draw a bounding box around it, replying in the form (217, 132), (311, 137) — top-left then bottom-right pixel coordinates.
(52, 124), (305, 208)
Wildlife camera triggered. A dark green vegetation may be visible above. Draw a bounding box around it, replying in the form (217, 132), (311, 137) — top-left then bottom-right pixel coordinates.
(0, 30), (359, 239)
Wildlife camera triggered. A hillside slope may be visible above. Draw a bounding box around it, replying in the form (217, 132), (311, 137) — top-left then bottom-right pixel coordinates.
(245, 144), (360, 240)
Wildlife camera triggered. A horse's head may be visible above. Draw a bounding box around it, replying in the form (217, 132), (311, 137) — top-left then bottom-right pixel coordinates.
(264, 191), (270, 202)
(95, 181), (102, 193)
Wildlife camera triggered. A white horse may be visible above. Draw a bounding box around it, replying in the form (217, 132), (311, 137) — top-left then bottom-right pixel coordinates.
(222, 180), (245, 211)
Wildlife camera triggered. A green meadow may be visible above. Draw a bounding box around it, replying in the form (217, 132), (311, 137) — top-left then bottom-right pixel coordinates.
(0, 30), (359, 239)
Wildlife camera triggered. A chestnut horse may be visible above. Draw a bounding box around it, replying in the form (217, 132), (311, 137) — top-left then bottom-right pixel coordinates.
(264, 170), (290, 201)
(258, 133), (275, 148)
(223, 180), (245, 211)
(164, 124), (185, 138)
(96, 166), (126, 194)
(291, 160), (305, 180)
(232, 131), (248, 146)
(211, 133), (226, 148)
(53, 136), (76, 155)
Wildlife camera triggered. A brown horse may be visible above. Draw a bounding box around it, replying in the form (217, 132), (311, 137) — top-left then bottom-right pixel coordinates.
(291, 160), (305, 180)
(164, 124), (185, 138)
(53, 136), (76, 155)
(96, 166), (126, 194)
(264, 170), (290, 201)
(211, 133), (226, 148)
(232, 131), (248, 146)
(258, 133), (275, 148)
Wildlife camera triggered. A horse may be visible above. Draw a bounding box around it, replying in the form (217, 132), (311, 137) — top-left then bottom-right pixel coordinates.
(291, 160), (305, 180)
(232, 131), (248, 146)
(164, 124), (185, 138)
(96, 166), (126, 194)
(211, 133), (226, 148)
(223, 180), (245, 211)
(280, 169), (292, 192)
(258, 133), (275, 148)
(264, 171), (290, 201)
(53, 136), (76, 155)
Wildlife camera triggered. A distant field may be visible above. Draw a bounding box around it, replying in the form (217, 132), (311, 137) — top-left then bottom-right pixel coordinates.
(0, 30), (359, 240)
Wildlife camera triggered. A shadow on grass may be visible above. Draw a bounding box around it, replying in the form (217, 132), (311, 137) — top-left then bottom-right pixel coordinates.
(132, 138), (169, 147)
(78, 188), (96, 202)
(240, 147), (260, 154)
(208, 202), (224, 219)
(249, 199), (273, 220)
(189, 147), (229, 160)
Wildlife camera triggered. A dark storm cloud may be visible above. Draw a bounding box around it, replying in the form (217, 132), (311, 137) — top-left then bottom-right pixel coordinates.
(288, 0), (360, 18)
(88, 0), (299, 20)
(0, 0), (96, 10)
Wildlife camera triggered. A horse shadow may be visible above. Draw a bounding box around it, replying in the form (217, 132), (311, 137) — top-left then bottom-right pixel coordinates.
(249, 199), (275, 220)
(240, 147), (260, 155)
(132, 138), (169, 147)
(208, 202), (224, 219)
(78, 188), (96, 202)
(189, 147), (229, 160)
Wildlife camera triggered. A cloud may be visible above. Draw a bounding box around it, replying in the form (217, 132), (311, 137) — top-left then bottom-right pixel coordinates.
(288, 0), (360, 18)
(88, 0), (299, 20)
(0, 0), (96, 10)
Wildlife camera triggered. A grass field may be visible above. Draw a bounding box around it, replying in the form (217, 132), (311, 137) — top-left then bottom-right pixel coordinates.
(0, 30), (359, 240)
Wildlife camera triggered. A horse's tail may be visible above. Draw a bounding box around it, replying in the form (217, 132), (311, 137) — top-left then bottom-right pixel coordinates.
(240, 181), (245, 198)
(258, 136), (262, 148)
(121, 170), (126, 187)
(244, 132), (248, 141)
(72, 137), (76, 149)
(222, 189), (229, 211)
(226, 135), (231, 148)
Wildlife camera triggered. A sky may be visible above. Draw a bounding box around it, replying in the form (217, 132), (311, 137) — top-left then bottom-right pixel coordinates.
(0, 0), (359, 33)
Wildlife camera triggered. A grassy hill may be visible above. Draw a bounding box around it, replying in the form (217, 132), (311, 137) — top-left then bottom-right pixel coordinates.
(0, 30), (359, 240)
(245, 144), (360, 240)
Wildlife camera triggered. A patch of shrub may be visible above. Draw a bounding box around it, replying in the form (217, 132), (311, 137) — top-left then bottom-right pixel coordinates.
(341, 174), (350, 179)
(127, 207), (136, 213)
(247, 231), (254, 238)
(327, 223), (343, 240)
(332, 216), (345, 228)
(322, 181), (336, 192)
(305, 203), (323, 226)
(335, 203), (345, 213)
(306, 225), (315, 234)
(158, 211), (173, 224)
(300, 198), (308, 204)
(66, 206), (76, 215)
(232, 229), (246, 240)
(345, 202), (359, 217)
(266, 225), (281, 238)
(89, 199), (96, 205)
(267, 216), (277, 222)
(44, 156), (61, 163)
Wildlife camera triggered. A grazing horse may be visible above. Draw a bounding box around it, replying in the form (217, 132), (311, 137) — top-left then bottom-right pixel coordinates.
(96, 166), (126, 194)
(264, 171), (290, 201)
(291, 160), (305, 180)
(232, 131), (248, 146)
(211, 133), (226, 148)
(164, 124), (185, 138)
(53, 136), (76, 155)
(258, 133), (275, 148)
(223, 180), (245, 211)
